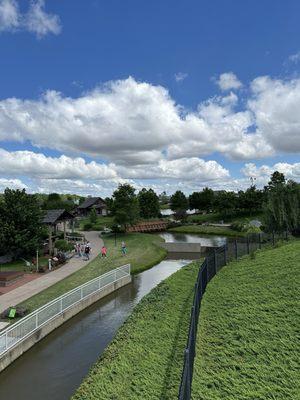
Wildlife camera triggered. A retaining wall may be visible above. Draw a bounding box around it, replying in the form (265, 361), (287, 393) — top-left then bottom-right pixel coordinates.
(0, 275), (131, 372)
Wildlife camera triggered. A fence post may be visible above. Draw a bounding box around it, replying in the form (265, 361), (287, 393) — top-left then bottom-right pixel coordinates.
(272, 231), (275, 246)
(213, 249), (217, 275)
(247, 235), (250, 254)
(235, 239), (238, 260)
(35, 313), (38, 329)
(258, 233), (262, 249)
(185, 349), (191, 398)
(80, 287), (83, 300)
(5, 332), (7, 351)
(60, 298), (63, 312)
(224, 244), (227, 266)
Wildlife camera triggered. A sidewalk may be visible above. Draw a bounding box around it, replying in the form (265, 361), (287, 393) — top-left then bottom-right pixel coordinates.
(0, 231), (103, 314)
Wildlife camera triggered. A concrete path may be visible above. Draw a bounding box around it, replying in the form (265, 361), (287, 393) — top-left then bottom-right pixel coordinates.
(0, 231), (103, 314)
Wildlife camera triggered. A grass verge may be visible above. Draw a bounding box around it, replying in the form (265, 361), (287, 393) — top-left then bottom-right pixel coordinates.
(19, 233), (166, 313)
(192, 240), (300, 400)
(72, 261), (199, 400)
(169, 225), (245, 237)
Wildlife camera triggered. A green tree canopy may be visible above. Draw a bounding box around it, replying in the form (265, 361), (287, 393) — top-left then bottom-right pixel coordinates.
(213, 191), (237, 217)
(189, 188), (214, 212)
(89, 206), (98, 224)
(170, 190), (188, 219)
(112, 184), (140, 229)
(0, 188), (45, 257)
(138, 188), (160, 219)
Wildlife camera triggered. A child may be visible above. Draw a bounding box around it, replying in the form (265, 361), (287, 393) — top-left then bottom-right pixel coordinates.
(121, 241), (127, 256)
(101, 246), (107, 257)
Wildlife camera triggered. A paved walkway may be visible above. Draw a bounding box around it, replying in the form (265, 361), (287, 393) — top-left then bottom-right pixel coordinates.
(0, 231), (103, 314)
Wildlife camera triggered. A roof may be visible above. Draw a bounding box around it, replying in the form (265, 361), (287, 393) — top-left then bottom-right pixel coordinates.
(42, 209), (74, 225)
(78, 197), (106, 209)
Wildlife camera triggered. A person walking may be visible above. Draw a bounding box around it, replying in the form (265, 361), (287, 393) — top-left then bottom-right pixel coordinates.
(121, 241), (127, 256)
(84, 243), (91, 261)
(101, 246), (107, 258)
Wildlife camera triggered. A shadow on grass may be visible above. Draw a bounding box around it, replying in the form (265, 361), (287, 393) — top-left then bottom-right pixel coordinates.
(159, 284), (196, 400)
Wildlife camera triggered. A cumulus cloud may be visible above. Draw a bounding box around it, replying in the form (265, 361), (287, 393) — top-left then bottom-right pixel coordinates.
(215, 72), (243, 91)
(242, 162), (300, 182)
(0, 0), (61, 37)
(174, 72), (188, 82)
(0, 0), (19, 31)
(0, 177), (27, 191)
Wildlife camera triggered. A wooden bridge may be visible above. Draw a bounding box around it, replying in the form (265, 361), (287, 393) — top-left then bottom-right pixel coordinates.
(126, 220), (168, 233)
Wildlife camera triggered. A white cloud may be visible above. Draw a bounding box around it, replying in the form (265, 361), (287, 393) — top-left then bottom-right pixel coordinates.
(242, 162), (300, 182)
(0, 177), (27, 191)
(215, 72), (243, 91)
(288, 51), (300, 64)
(0, 148), (118, 180)
(249, 76), (300, 153)
(0, 0), (61, 37)
(174, 72), (188, 82)
(0, 0), (19, 31)
(25, 0), (61, 38)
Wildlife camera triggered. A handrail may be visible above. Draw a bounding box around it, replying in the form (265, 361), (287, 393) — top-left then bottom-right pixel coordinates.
(0, 264), (131, 356)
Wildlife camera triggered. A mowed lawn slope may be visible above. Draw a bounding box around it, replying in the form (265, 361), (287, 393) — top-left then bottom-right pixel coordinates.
(72, 262), (199, 400)
(20, 233), (166, 313)
(192, 240), (300, 400)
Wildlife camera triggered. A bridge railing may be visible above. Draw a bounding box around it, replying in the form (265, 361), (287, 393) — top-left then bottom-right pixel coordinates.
(178, 231), (290, 399)
(0, 264), (131, 356)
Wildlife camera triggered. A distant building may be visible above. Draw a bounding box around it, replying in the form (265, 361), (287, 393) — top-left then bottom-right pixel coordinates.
(76, 197), (107, 217)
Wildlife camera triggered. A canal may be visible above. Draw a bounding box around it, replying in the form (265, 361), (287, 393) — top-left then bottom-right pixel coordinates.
(0, 259), (190, 400)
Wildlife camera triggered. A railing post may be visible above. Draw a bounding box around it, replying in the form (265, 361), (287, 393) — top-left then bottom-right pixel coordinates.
(60, 298), (63, 312)
(5, 332), (7, 351)
(235, 239), (238, 259)
(80, 287), (83, 299)
(36, 313), (38, 328)
(224, 245), (227, 266)
(185, 349), (191, 399)
(213, 249), (217, 275)
(258, 233), (262, 249)
(247, 235), (250, 254)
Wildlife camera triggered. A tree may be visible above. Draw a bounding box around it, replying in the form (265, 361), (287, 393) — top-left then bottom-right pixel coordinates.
(238, 186), (265, 214)
(170, 190), (188, 219)
(189, 188), (214, 212)
(264, 176), (300, 233)
(112, 184), (140, 229)
(89, 206), (98, 224)
(267, 171), (286, 190)
(213, 191), (237, 217)
(43, 192), (75, 212)
(0, 188), (45, 257)
(138, 188), (160, 219)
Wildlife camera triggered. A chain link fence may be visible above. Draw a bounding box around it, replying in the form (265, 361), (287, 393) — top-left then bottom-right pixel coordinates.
(178, 231), (290, 400)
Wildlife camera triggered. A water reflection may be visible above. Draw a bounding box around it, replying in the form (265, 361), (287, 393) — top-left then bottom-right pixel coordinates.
(160, 232), (227, 247)
(0, 259), (189, 400)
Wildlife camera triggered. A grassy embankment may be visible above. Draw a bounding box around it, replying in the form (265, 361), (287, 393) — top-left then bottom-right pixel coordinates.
(0, 257), (49, 272)
(78, 215), (115, 230)
(72, 261), (199, 400)
(168, 224), (246, 237)
(19, 233), (166, 313)
(192, 240), (300, 400)
(186, 212), (263, 224)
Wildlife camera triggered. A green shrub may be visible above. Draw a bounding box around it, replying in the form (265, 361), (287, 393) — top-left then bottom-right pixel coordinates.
(54, 239), (73, 252)
(83, 222), (93, 231)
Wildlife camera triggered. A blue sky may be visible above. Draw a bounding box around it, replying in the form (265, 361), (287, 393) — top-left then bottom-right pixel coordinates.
(0, 0), (300, 195)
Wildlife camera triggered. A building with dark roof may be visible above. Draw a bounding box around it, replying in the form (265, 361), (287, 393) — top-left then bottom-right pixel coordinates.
(77, 197), (107, 217)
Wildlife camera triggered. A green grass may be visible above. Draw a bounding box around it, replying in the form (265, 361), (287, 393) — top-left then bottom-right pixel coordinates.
(186, 212), (263, 225)
(72, 261), (199, 400)
(192, 240), (300, 400)
(0, 257), (49, 272)
(168, 225), (246, 237)
(19, 233), (166, 313)
(78, 215), (115, 230)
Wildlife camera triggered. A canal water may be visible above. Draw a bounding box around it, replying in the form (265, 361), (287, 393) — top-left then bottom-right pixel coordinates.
(0, 259), (189, 400)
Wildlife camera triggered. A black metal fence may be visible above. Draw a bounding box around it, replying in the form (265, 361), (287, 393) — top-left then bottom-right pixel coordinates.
(178, 231), (290, 400)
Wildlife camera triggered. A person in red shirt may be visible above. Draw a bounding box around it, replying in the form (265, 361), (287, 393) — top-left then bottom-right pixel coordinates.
(101, 246), (107, 258)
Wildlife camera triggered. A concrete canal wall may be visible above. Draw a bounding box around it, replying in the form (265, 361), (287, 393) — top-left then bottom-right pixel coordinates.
(0, 275), (131, 372)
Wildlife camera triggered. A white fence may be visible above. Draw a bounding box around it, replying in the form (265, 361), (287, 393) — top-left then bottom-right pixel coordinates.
(0, 264), (131, 356)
